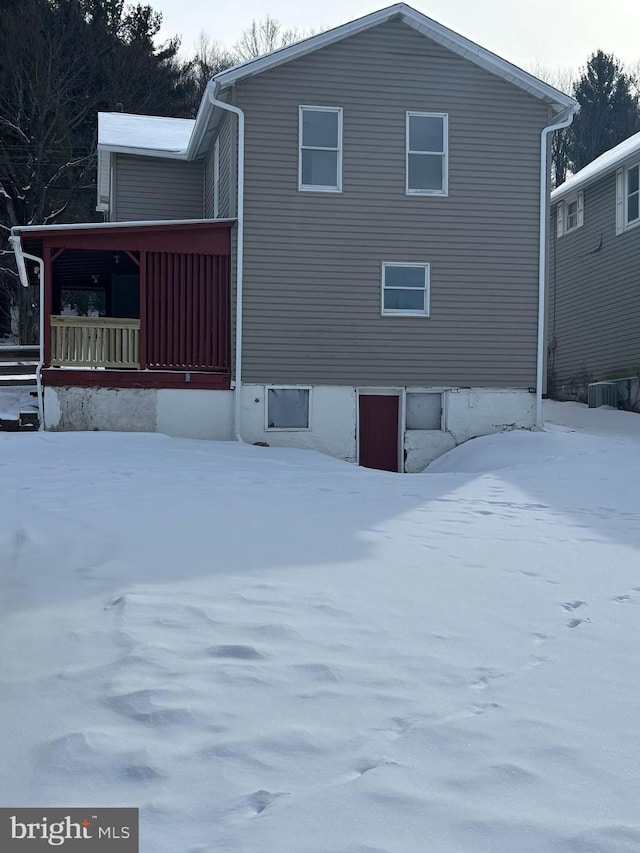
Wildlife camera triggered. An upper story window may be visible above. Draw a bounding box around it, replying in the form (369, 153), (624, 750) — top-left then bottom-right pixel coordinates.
(382, 263), (430, 316)
(627, 164), (639, 225)
(299, 106), (342, 192)
(616, 164), (640, 234)
(406, 112), (448, 196)
(556, 191), (584, 237)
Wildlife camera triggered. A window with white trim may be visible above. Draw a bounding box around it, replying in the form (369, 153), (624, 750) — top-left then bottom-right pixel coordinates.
(382, 263), (430, 316)
(406, 112), (448, 195)
(556, 191), (584, 237)
(266, 387), (311, 430)
(406, 392), (443, 430)
(299, 106), (342, 192)
(616, 164), (640, 234)
(627, 164), (639, 226)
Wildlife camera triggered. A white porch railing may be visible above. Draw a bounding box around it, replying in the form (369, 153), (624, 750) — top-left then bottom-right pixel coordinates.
(50, 316), (140, 369)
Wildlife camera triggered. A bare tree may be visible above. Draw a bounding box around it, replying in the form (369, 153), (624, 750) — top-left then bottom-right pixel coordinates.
(234, 14), (311, 61)
(183, 31), (237, 113)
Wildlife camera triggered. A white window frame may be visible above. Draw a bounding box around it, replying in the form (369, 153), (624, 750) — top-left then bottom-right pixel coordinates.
(625, 163), (640, 230)
(381, 262), (430, 317)
(212, 136), (220, 219)
(298, 106), (343, 193)
(557, 191), (584, 237)
(265, 385), (312, 432)
(406, 111), (448, 196)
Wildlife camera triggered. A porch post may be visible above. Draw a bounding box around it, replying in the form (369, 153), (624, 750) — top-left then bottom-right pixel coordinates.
(139, 250), (147, 370)
(43, 246), (52, 368)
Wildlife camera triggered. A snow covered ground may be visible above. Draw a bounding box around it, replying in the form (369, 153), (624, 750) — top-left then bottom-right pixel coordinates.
(1, 401), (639, 852)
(0, 386), (37, 420)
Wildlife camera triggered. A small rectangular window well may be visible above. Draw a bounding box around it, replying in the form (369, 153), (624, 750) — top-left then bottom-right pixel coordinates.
(406, 392), (443, 430)
(382, 263), (430, 316)
(267, 387), (311, 430)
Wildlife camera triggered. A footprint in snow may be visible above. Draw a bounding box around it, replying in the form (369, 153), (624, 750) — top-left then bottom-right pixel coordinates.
(207, 645), (265, 660)
(561, 601), (587, 611)
(567, 618), (591, 629)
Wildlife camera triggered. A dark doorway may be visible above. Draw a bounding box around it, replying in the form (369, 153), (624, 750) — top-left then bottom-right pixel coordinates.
(358, 394), (400, 472)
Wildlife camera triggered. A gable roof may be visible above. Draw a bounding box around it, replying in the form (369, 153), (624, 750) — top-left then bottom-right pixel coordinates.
(98, 3), (577, 162)
(213, 3), (576, 116)
(551, 129), (640, 203)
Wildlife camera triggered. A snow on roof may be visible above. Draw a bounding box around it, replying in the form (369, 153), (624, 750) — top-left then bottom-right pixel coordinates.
(551, 129), (640, 202)
(98, 112), (195, 155)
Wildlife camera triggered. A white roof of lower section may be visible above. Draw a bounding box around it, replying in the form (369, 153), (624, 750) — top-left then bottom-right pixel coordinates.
(98, 112), (195, 157)
(213, 2), (576, 116)
(551, 129), (640, 203)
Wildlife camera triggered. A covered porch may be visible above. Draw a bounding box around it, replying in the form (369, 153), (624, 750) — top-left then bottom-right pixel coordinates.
(19, 219), (233, 390)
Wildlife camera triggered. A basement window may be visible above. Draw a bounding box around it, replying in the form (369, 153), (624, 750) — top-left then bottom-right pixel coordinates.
(266, 387), (311, 430)
(406, 392), (443, 430)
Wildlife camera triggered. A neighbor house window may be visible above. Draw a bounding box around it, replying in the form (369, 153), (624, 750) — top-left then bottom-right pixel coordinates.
(299, 106), (342, 192)
(382, 263), (430, 316)
(556, 191), (584, 237)
(406, 112), (448, 195)
(266, 387), (311, 430)
(406, 392), (443, 430)
(627, 164), (639, 226)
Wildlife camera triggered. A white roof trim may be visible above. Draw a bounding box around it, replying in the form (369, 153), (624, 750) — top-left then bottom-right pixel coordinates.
(213, 2), (576, 114)
(551, 129), (640, 203)
(12, 218), (236, 234)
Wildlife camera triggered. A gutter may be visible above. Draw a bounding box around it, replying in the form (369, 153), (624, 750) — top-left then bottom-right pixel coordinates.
(206, 82), (246, 443)
(536, 106), (578, 429)
(8, 233), (45, 430)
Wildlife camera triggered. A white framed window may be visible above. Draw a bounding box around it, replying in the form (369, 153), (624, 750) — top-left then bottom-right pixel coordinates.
(382, 262), (430, 316)
(406, 112), (448, 196)
(406, 392), (443, 430)
(556, 191), (584, 237)
(626, 163), (639, 227)
(213, 136), (220, 218)
(266, 386), (311, 430)
(616, 164), (640, 234)
(299, 106), (342, 192)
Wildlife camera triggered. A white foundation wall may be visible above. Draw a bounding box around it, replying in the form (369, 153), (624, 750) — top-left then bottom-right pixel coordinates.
(44, 386), (233, 440)
(43, 384), (535, 472)
(404, 388), (536, 473)
(240, 385), (357, 462)
(44, 386), (157, 432)
(156, 390), (233, 440)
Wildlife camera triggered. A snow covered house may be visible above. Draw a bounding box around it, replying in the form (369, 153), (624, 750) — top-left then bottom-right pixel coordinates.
(10, 3), (577, 471)
(549, 130), (640, 398)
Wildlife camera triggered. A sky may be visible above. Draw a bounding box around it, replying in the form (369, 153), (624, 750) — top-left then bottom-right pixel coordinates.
(155, 0), (640, 73)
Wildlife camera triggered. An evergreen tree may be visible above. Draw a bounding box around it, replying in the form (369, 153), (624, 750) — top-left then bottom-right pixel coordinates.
(0, 0), (197, 338)
(569, 51), (640, 172)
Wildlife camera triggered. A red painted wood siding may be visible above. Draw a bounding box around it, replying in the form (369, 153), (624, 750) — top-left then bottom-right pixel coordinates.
(144, 252), (230, 371)
(358, 395), (399, 472)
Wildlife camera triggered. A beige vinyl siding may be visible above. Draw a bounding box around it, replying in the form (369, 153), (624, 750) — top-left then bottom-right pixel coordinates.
(217, 113), (235, 218)
(549, 173), (640, 386)
(233, 18), (549, 386)
(204, 143), (215, 217)
(113, 154), (204, 221)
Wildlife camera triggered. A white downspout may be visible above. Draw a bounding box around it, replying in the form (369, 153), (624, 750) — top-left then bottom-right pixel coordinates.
(206, 85), (245, 442)
(8, 234), (45, 430)
(536, 108), (576, 429)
